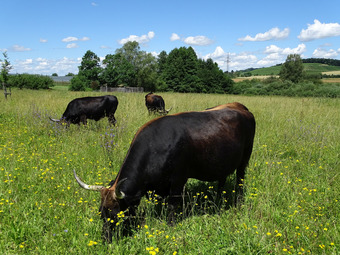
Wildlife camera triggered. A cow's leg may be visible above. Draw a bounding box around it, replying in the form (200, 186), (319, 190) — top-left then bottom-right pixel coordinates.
(234, 165), (246, 206)
(80, 115), (87, 125)
(102, 221), (113, 243)
(108, 114), (116, 126)
(234, 145), (253, 205)
(217, 178), (226, 201)
(167, 181), (186, 226)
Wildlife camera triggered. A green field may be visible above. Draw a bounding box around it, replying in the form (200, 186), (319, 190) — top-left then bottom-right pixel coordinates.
(248, 63), (340, 76)
(1, 89), (339, 254)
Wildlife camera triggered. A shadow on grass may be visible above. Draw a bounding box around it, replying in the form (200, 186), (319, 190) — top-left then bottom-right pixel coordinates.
(111, 175), (242, 242)
(136, 175), (239, 225)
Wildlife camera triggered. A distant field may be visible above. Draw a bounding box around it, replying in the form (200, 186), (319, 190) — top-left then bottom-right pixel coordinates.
(322, 78), (340, 83)
(322, 70), (340, 75)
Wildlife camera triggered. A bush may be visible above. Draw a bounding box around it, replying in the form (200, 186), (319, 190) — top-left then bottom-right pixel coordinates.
(230, 79), (340, 98)
(69, 75), (89, 91)
(8, 74), (54, 89)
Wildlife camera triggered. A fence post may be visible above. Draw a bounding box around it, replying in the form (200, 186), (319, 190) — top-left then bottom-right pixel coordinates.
(3, 83), (11, 99)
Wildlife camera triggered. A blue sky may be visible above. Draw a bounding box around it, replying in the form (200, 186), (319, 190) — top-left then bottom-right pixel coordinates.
(1, 0), (340, 75)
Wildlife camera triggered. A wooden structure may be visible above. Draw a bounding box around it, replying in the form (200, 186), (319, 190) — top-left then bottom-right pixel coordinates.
(2, 83), (11, 99)
(100, 86), (144, 93)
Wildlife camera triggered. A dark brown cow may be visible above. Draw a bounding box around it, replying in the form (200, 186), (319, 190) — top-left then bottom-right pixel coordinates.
(145, 92), (170, 115)
(74, 102), (256, 242)
(50, 95), (118, 126)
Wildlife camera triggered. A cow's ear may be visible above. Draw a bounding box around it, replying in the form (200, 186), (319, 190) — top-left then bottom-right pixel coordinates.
(114, 178), (127, 200)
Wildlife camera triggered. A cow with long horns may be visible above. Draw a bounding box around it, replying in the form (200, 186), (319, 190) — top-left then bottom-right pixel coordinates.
(74, 102), (256, 242)
(50, 95), (118, 126)
(145, 92), (171, 115)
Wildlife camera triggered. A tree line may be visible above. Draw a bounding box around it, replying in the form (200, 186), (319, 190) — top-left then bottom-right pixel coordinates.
(70, 41), (234, 93)
(2, 47), (339, 97)
(302, 58), (340, 66)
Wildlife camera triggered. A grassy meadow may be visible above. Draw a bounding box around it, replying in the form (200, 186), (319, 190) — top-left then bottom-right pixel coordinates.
(0, 89), (339, 254)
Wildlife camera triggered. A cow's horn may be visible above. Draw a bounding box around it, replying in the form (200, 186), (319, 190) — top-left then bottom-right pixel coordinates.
(166, 107), (172, 113)
(114, 178), (127, 199)
(73, 169), (104, 191)
(49, 117), (60, 122)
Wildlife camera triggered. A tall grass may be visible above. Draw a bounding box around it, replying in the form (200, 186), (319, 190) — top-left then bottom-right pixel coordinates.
(0, 89), (339, 254)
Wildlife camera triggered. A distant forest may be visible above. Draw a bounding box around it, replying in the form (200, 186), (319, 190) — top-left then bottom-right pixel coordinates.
(302, 58), (340, 66)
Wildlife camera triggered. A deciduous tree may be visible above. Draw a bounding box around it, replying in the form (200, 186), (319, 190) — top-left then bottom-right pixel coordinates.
(1, 51), (12, 85)
(78, 50), (102, 86)
(163, 47), (200, 92)
(279, 54), (304, 83)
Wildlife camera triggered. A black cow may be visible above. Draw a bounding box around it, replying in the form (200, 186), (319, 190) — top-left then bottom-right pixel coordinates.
(145, 92), (170, 115)
(74, 102), (256, 242)
(50, 95), (118, 126)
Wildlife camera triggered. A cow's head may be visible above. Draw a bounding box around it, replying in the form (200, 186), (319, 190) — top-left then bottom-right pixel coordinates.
(73, 170), (126, 241)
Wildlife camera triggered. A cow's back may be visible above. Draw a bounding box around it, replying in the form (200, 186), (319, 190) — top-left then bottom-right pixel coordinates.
(123, 103), (255, 190)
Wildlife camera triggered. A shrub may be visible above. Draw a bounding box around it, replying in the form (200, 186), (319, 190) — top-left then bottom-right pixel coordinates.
(8, 74), (54, 89)
(230, 79), (340, 98)
(69, 75), (89, 91)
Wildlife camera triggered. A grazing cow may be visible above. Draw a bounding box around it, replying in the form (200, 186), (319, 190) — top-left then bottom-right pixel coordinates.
(145, 92), (170, 115)
(74, 102), (256, 242)
(50, 95), (118, 126)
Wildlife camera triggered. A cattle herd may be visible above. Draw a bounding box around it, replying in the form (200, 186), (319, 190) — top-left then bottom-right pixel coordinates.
(51, 93), (256, 243)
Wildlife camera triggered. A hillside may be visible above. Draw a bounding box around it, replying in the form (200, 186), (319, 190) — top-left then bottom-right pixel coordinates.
(245, 63), (340, 76)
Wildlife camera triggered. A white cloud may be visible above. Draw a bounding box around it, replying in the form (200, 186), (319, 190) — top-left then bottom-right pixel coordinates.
(170, 33), (180, 41)
(257, 53), (283, 67)
(118, 31), (155, 45)
(36, 57), (47, 62)
(62, 36), (90, 42)
(264, 45), (281, 54)
(66, 43), (78, 49)
(13, 57), (80, 75)
(100, 45), (112, 49)
(264, 44), (306, 55)
(202, 47), (260, 71)
(9, 45), (31, 52)
(79, 37), (90, 41)
(298, 19), (340, 41)
(312, 48), (338, 58)
(282, 43), (306, 55)
(233, 53), (258, 63)
(204, 46), (228, 60)
(91, 2), (98, 6)
(228, 53), (258, 71)
(22, 59), (33, 64)
(183, 35), (213, 46)
(150, 51), (159, 58)
(40, 38), (48, 43)
(202, 43), (309, 71)
(62, 37), (78, 42)
(239, 27), (290, 42)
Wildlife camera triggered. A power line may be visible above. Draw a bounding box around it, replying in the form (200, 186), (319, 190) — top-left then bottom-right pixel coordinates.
(226, 53), (230, 73)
